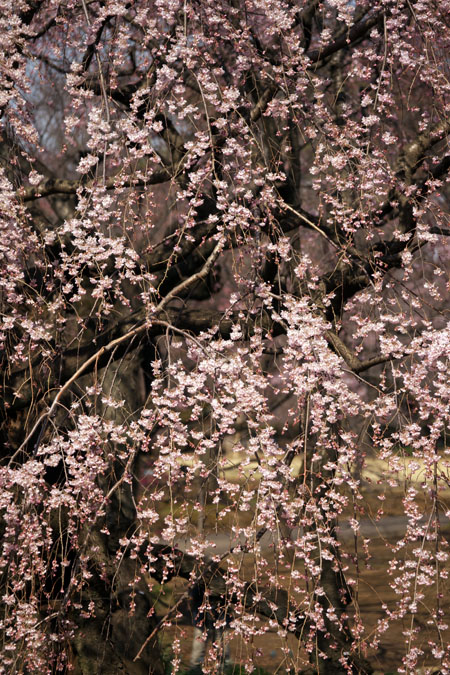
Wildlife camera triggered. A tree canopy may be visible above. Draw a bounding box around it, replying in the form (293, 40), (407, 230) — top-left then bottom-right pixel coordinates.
(0, 0), (449, 673)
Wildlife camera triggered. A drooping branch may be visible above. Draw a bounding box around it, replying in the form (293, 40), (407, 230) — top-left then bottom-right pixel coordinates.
(145, 543), (373, 674)
(11, 239), (225, 454)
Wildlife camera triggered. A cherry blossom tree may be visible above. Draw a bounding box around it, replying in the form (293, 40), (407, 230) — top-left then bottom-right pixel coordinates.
(1, 0), (449, 673)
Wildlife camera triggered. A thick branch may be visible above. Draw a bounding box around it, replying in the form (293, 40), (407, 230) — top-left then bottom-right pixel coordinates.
(325, 329), (402, 374)
(20, 168), (173, 202)
(307, 10), (382, 64)
(401, 119), (450, 177)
